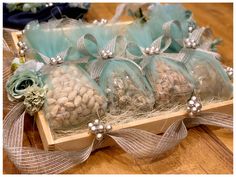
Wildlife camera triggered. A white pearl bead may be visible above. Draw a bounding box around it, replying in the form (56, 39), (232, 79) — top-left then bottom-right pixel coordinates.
(57, 59), (63, 64)
(26, 24), (30, 30)
(188, 112), (194, 118)
(23, 45), (28, 50)
(154, 48), (159, 54)
(185, 38), (190, 43)
(191, 96), (197, 101)
(149, 50), (154, 55)
(145, 48), (150, 53)
(19, 50), (25, 57)
(228, 71), (233, 76)
(192, 42), (197, 48)
(94, 119), (100, 125)
(195, 102), (201, 108)
(188, 100), (195, 106)
(190, 39), (195, 43)
(91, 126), (97, 132)
(98, 124), (104, 130)
(88, 122), (93, 128)
(150, 46), (155, 50)
(191, 107), (197, 113)
(96, 133), (103, 140)
(187, 42), (192, 47)
(106, 88), (111, 93)
(108, 52), (113, 57)
(17, 41), (23, 47)
(102, 53), (108, 59)
(106, 125), (112, 131)
(187, 106), (191, 112)
(188, 26), (193, 32)
(50, 58), (57, 65)
(93, 20), (98, 24)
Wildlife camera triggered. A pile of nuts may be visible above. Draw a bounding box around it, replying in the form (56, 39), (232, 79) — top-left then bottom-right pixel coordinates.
(105, 71), (155, 114)
(152, 60), (193, 109)
(44, 65), (107, 130)
(190, 61), (232, 100)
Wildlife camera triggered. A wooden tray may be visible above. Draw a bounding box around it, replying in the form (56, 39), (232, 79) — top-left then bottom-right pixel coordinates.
(11, 28), (233, 152)
(35, 100), (233, 151)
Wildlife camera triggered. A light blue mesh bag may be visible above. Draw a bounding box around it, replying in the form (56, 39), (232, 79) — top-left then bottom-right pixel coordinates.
(181, 48), (233, 101)
(125, 19), (195, 109)
(74, 23), (155, 114)
(23, 20), (107, 130)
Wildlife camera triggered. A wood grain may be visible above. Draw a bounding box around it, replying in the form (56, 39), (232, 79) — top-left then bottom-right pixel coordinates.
(3, 3), (233, 174)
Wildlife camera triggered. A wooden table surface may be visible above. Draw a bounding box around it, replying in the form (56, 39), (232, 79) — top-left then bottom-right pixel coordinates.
(3, 3), (233, 174)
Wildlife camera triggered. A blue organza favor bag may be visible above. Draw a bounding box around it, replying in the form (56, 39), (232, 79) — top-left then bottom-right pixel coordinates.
(23, 20), (107, 130)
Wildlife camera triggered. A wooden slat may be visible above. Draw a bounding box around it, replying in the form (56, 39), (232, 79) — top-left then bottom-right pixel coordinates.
(36, 100), (232, 151)
(35, 112), (55, 150)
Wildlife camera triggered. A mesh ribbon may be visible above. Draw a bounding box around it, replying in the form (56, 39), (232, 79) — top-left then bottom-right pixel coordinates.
(3, 102), (232, 174)
(125, 20), (186, 69)
(77, 33), (143, 79)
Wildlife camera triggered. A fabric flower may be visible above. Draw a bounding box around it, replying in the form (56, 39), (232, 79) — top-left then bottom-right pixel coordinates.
(23, 85), (46, 116)
(6, 70), (43, 101)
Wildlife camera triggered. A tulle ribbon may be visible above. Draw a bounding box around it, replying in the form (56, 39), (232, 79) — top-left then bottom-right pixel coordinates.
(32, 47), (89, 75)
(36, 47), (71, 64)
(3, 102), (232, 174)
(76, 33), (144, 79)
(126, 20), (182, 61)
(125, 20), (221, 69)
(125, 20), (188, 69)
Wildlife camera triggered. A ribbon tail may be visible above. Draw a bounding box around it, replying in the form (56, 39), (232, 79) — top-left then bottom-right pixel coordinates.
(151, 120), (187, 161)
(7, 142), (95, 174)
(36, 51), (51, 65)
(3, 102), (97, 174)
(108, 120), (187, 160)
(87, 59), (106, 79)
(3, 102), (25, 148)
(57, 47), (71, 60)
(184, 112), (233, 129)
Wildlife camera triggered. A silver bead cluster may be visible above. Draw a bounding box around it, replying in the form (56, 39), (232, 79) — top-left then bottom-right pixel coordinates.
(93, 19), (108, 25)
(88, 119), (112, 141)
(225, 66), (233, 80)
(184, 38), (197, 49)
(17, 41), (28, 57)
(50, 55), (63, 65)
(187, 96), (202, 117)
(144, 46), (160, 55)
(101, 50), (113, 59)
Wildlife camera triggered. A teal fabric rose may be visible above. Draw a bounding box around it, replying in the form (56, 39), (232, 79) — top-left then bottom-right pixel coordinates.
(6, 70), (43, 101)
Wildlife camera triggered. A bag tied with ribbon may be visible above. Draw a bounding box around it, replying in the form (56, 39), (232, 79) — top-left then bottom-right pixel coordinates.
(126, 20), (195, 110)
(74, 23), (155, 114)
(147, 4), (220, 53)
(23, 20), (107, 130)
(171, 25), (233, 101)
